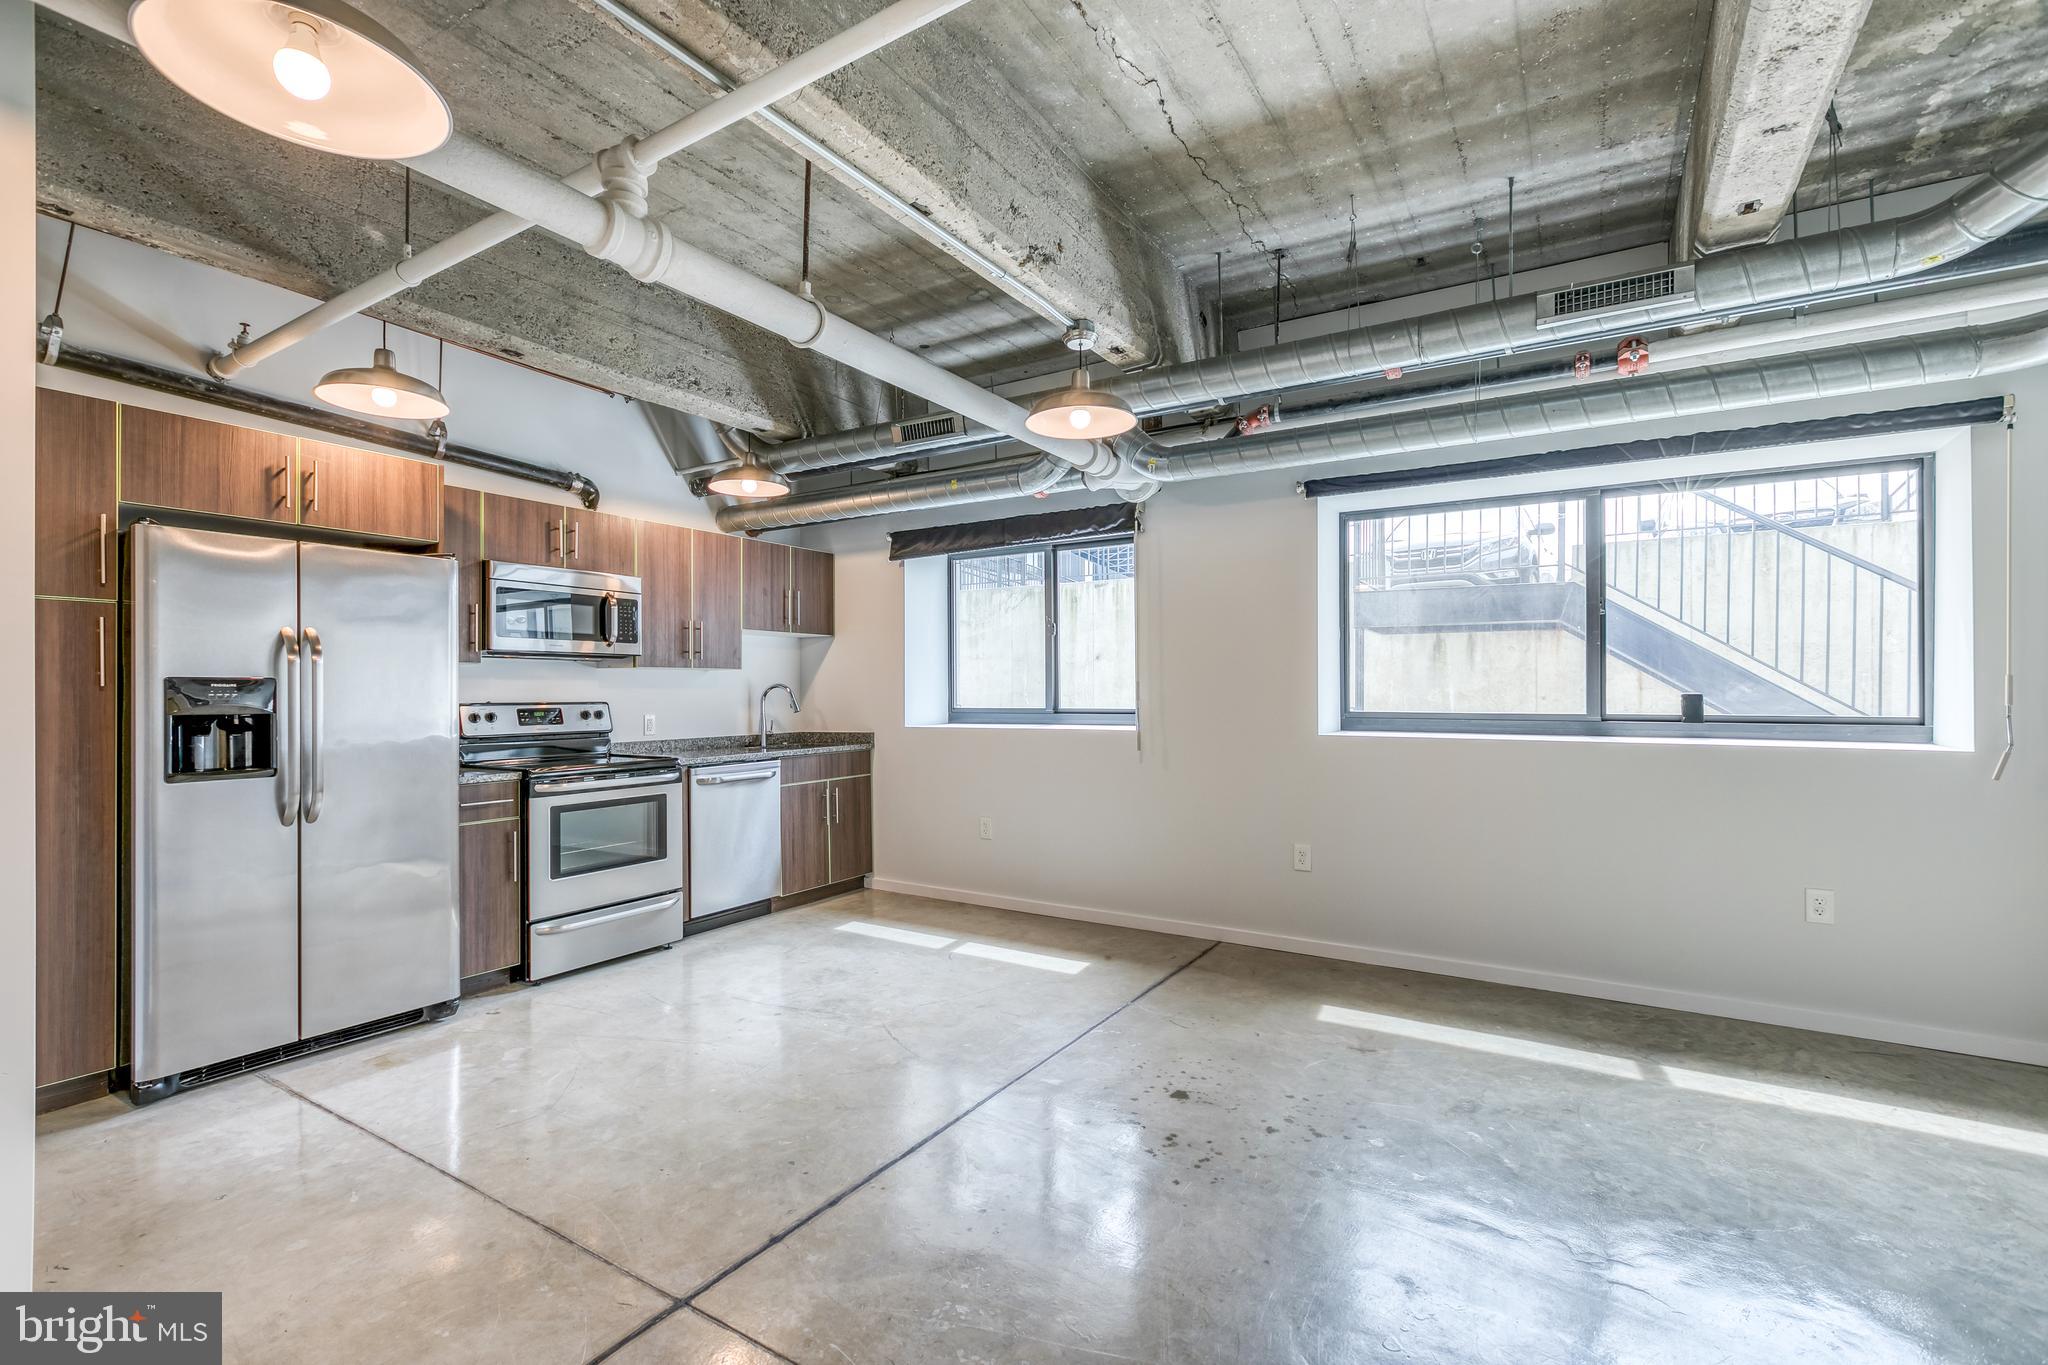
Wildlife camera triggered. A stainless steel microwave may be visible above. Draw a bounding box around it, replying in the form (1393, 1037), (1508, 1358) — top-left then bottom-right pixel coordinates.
(484, 561), (643, 659)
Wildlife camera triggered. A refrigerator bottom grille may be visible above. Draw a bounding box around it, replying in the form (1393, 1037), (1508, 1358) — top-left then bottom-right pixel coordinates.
(131, 1003), (456, 1103)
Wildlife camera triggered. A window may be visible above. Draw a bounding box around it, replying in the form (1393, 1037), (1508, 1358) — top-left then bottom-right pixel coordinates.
(1340, 457), (1929, 739)
(950, 536), (1136, 723)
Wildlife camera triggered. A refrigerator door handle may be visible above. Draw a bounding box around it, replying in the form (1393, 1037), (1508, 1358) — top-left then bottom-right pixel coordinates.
(302, 626), (325, 823)
(277, 627), (300, 826)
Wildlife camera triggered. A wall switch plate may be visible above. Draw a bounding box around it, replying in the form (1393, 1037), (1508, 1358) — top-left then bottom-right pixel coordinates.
(1805, 888), (1837, 925)
(1292, 842), (1312, 872)
(978, 817), (994, 841)
(642, 713), (657, 736)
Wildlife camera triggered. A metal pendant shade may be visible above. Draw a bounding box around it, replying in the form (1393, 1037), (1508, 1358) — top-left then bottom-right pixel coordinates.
(705, 460), (792, 500)
(129, 0), (452, 160)
(314, 346), (450, 420)
(1025, 364), (1136, 439)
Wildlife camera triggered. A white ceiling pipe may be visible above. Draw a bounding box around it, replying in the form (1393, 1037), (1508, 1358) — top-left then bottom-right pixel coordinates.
(196, 0), (978, 380)
(719, 318), (2047, 530)
(402, 130), (1119, 476)
(713, 454), (1074, 532)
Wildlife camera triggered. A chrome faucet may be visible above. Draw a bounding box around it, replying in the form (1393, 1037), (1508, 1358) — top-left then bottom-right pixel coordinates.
(758, 684), (799, 750)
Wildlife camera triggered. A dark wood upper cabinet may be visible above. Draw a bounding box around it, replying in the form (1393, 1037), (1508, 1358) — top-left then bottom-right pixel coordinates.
(780, 780), (831, 897)
(35, 599), (119, 1086)
(298, 439), (442, 543)
(35, 390), (117, 600)
(566, 507), (636, 576)
(829, 775), (873, 882)
(458, 814), (523, 980)
(693, 530), (744, 668)
(121, 405), (296, 525)
(743, 537), (791, 632)
(481, 492), (567, 566)
(791, 546), (835, 636)
(638, 520), (694, 668)
(442, 486), (485, 662)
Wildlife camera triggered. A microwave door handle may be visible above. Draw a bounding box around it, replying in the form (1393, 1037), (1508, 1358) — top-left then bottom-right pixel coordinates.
(277, 628), (299, 826)
(601, 593), (617, 647)
(301, 626), (325, 823)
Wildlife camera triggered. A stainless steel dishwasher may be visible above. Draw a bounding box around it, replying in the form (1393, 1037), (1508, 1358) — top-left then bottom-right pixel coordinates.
(687, 761), (782, 931)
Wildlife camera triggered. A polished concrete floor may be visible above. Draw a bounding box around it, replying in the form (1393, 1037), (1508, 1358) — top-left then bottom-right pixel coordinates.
(36, 890), (2048, 1364)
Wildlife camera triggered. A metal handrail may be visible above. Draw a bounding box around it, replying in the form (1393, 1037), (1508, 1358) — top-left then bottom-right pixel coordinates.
(1693, 490), (1915, 589)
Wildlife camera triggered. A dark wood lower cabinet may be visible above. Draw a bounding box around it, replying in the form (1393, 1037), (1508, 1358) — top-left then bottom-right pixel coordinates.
(459, 818), (523, 979)
(35, 598), (119, 1086)
(781, 781), (832, 896)
(829, 775), (873, 881)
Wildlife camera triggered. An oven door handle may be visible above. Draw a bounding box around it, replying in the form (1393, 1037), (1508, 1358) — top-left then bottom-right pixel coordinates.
(532, 894), (680, 935)
(530, 770), (682, 796)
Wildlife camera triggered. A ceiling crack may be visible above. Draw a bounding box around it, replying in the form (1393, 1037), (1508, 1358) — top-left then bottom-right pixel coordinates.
(1065, 0), (1299, 310)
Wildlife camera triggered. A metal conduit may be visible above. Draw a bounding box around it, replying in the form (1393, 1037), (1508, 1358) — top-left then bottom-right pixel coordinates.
(716, 319), (2047, 529)
(713, 455), (1071, 532)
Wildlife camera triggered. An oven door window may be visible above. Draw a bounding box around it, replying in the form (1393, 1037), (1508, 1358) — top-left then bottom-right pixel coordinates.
(551, 793), (669, 879)
(494, 583), (608, 646)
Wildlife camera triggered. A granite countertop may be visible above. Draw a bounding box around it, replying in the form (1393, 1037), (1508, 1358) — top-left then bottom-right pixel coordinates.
(459, 768), (521, 786)
(613, 731), (873, 767)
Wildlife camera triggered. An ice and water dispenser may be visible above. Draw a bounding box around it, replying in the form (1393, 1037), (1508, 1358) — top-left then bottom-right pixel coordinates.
(163, 677), (277, 782)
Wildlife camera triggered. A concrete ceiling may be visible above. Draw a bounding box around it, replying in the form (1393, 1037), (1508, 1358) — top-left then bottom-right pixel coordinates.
(32, 0), (2048, 439)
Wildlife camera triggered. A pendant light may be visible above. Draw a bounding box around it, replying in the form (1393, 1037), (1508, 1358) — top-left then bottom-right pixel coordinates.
(706, 459), (791, 500)
(314, 322), (450, 420)
(1025, 320), (1136, 439)
(129, 0), (452, 160)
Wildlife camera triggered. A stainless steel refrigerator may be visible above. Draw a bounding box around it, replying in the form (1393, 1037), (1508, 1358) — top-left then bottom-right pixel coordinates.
(129, 523), (459, 1097)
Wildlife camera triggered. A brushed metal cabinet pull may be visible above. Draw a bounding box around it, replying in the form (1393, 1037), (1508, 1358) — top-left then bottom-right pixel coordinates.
(98, 512), (107, 585)
(549, 518), (562, 563)
(511, 828), (520, 884)
(96, 613), (105, 689)
(569, 521), (580, 560)
(468, 602), (480, 653)
(306, 458), (319, 513)
(796, 588), (803, 629)
(695, 619), (704, 663)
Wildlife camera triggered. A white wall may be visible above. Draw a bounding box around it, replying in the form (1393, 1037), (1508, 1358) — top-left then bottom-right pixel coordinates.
(4, 0), (39, 1291)
(32, 219), (822, 741)
(807, 367), (2048, 1065)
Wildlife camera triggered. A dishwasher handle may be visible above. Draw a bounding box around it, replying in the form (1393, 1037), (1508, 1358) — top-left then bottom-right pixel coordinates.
(694, 765), (779, 786)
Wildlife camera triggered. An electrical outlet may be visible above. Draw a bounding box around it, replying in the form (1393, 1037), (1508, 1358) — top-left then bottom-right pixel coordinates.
(1292, 842), (1312, 873)
(1805, 888), (1837, 925)
(641, 713), (657, 736)
(978, 817), (994, 841)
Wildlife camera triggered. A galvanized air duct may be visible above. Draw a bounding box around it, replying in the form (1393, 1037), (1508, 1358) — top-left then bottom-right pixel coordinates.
(760, 139), (2048, 475)
(716, 318), (2046, 529)
(713, 454), (1072, 532)
(1131, 319), (2048, 483)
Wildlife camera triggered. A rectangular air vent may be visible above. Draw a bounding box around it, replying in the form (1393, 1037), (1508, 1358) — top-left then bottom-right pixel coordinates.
(1535, 264), (1695, 327)
(891, 413), (969, 445)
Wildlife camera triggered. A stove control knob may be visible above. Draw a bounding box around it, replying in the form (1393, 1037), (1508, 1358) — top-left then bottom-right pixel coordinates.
(484, 711), (498, 723)
(467, 712), (481, 725)
(580, 709), (591, 720)
(592, 708), (605, 720)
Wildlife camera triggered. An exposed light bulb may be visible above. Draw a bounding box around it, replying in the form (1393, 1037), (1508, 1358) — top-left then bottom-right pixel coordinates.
(1068, 408), (1092, 430)
(273, 21), (332, 101)
(370, 386), (398, 409)
(739, 478), (759, 494)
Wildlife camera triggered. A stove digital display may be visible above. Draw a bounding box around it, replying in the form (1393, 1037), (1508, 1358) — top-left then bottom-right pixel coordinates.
(518, 706), (565, 727)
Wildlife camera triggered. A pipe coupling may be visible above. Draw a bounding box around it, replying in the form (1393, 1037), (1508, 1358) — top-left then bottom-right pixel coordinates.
(594, 139), (651, 219)
(589, 201), (676, 283)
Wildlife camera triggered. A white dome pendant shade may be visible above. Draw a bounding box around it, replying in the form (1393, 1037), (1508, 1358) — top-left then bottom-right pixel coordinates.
(1024, 319), (1137, 439)
(129, 0), (452, 160)
(705, 460), (792, 500)
(314, 332), (449, 421)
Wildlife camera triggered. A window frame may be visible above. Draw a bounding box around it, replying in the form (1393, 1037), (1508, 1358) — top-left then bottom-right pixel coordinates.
(1336, 455), (1934, 743)
(947, 534), (1137, 726)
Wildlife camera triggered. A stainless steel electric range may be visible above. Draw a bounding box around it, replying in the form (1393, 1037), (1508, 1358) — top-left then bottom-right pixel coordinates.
(459, 702), (684, 980)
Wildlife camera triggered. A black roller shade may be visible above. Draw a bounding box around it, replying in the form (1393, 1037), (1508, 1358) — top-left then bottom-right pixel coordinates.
(1300, 397), (2008, 498)
(888, 501), (1138, 561)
